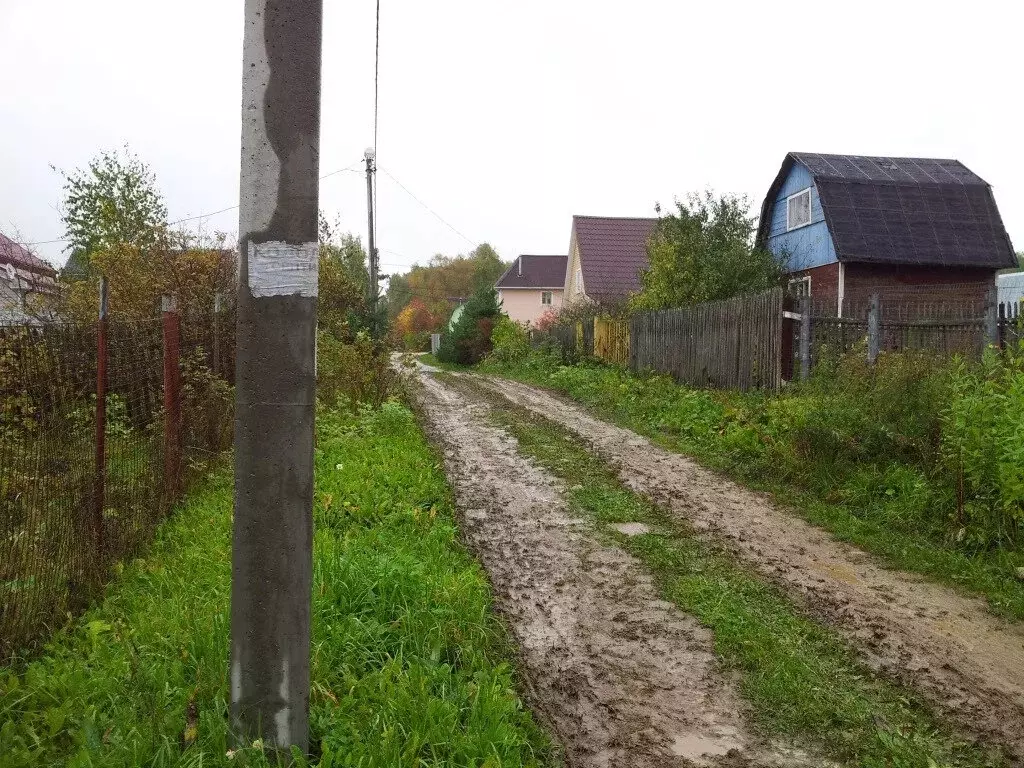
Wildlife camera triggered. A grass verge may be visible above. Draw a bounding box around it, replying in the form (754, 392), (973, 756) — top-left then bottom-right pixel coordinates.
(0, 402), (553, 768)
(479, 359), (1024, 621)
(454, 376), (1006, 768)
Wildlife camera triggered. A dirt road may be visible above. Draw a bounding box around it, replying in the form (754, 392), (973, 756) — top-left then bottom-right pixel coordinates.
(413, 373), (817, 767)
(463, 372), (1024, 760)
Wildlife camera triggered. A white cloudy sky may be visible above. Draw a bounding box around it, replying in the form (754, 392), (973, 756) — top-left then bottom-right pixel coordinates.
(1, 0), (1021, 275)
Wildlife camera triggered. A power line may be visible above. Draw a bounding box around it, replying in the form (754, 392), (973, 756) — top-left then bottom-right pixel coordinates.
(374, 0), (380, 154)
(379, 167), (476, 247)
(13, 159), (365, 248)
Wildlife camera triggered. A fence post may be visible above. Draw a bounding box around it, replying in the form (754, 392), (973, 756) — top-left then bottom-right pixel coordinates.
(93, 276), (108, 584)
(162, 295), (182, 507)
(867, 293), (881, 365)
(984, 288), (999, 349)
(799, 296), (811, 380)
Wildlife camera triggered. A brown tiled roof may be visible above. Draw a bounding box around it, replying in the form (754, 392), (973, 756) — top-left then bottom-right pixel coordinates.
(495, 254), (567, 289)
(757, 153), (1016, 269)
(573, 215), (658, 301)
(0, 232), (58, 276)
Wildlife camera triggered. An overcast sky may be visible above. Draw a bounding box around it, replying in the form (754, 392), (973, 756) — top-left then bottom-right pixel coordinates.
(2, 0), (1021, 275)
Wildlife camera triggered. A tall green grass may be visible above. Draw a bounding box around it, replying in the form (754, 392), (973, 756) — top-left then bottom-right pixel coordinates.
(0, 402), (551, 767)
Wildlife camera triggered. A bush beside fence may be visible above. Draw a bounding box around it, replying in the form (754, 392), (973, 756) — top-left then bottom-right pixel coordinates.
(1, 302), (234, 659)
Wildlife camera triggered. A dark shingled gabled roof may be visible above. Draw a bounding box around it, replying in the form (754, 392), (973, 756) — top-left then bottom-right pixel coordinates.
(757, 153), (1016, 270)
(0, 232), (57, 276)
(495, 254), (567, 289)
(573, 215), (658, 301)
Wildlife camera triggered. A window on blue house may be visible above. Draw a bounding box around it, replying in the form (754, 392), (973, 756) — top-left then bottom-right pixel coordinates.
(787, 189), (812, 231)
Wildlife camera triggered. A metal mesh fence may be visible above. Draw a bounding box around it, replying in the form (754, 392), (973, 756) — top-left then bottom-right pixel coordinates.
(793, 286), (1022, 376)
(1, 309), (234, 659)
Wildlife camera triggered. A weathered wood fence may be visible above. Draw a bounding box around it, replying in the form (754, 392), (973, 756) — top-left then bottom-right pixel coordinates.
(538, 286), (1021, 393)
(629, 288), (784, 390)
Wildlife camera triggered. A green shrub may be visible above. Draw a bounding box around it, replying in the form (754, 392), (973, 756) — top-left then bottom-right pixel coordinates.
(436, 287), (501, 365)
(794, 348), (951, 470)
(940, 345), (1024, 548)
(316, 330), (400, 411)
(488, 317), (531, 364)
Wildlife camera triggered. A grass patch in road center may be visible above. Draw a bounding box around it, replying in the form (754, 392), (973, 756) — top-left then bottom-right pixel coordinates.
(467, 380), (1005, 768)
(1, 402), (553, 768)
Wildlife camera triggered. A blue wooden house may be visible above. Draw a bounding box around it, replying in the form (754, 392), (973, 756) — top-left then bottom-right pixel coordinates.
(756, 153), (1016, 314)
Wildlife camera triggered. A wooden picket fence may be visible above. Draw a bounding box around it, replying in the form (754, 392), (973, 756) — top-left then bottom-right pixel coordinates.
(630, 288), (784, 390)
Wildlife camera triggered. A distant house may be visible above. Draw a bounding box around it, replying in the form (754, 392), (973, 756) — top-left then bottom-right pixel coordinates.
(495, 254), (567, 325)
(0, 232), (58, 324)
(757, 153), (1016, 314)
(564, 215), (658, 305)
(997, 272), (1024, 307)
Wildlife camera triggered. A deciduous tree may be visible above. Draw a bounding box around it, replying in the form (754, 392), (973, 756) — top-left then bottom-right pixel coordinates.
(56, 148), (168, 277)
(632, 191), (785, 310)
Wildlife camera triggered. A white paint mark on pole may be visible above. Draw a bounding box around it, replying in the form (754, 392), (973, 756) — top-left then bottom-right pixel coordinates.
(232, 655), (242, 705)
(275, 658), (290, 746)
(247, 241), (319, 298)
(238, 7), (278, 239)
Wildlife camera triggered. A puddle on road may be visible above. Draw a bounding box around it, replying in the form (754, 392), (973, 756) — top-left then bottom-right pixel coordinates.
(671, 727), (741, 762)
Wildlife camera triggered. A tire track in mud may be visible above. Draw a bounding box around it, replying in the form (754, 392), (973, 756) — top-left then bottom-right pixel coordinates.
(467, 373), (1024, 761)
(412, 373), (818, 768)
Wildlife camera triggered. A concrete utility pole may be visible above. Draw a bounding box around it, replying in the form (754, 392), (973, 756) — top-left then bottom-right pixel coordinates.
(364, 147), (378, 332)
(230, 0), (322, 755)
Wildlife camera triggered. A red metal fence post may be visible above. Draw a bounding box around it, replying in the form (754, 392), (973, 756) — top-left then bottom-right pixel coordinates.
(93, 276), (109, 583)
(162, 295), (182, 507)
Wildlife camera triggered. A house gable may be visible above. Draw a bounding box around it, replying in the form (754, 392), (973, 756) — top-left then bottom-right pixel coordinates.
(564, 228), (587, 301)
(762, 161), (838, 272)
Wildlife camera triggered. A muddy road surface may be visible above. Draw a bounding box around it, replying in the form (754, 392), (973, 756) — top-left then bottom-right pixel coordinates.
(413, 373), (818, 767)
(466, 373), (1024, 760)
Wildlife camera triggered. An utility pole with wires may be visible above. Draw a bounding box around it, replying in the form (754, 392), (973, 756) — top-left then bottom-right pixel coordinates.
(230, 0), (322, 755)
(364, 147), (379, 333)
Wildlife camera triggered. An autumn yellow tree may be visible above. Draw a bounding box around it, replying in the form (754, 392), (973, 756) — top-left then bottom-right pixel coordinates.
(58, 229), (234, 324)
(394, 298), (441, 351)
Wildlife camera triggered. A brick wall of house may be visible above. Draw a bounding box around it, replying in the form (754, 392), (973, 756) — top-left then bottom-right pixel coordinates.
(841, 263), (995, 304)
(789, 261), (996, 316)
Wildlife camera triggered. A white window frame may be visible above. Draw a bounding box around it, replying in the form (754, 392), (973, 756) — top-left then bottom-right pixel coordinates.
(788, 275), (811, 298)
(786, 188), (813, 231)
(541, 290), (553, 305)
(575, 268), (583, 294)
